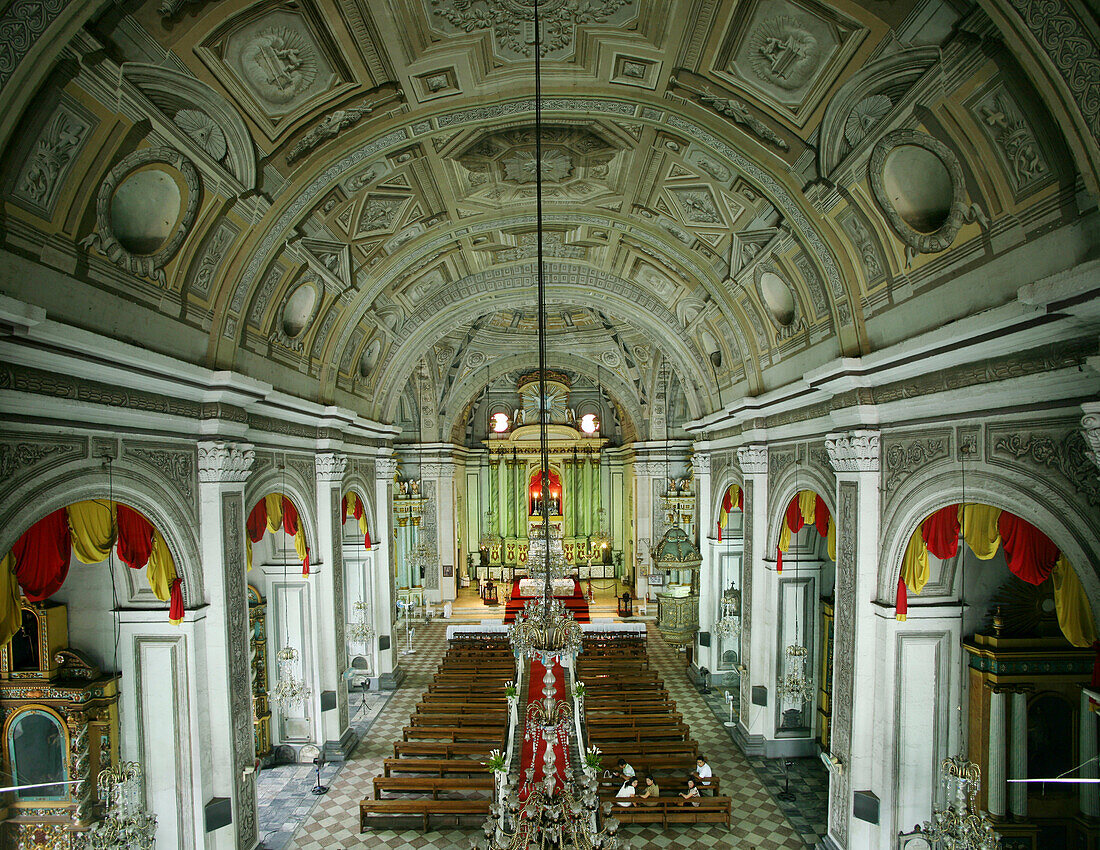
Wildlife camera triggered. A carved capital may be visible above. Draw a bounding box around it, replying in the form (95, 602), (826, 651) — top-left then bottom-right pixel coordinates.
(376, 456), (399, 479)
(632, 461), (665, 477)
(315, 452), (348, 482)
(736, 444), (768, 475)
(197, 441), (255, 483)
(691, 452), (711, 476)
(421, 461), (454, 479)
(825, 431), (881, 473)
(1081, 404), (1100, 470)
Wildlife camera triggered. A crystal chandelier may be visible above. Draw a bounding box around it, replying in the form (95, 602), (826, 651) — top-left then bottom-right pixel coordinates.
(408, 538), (436, 576)
(347, 600), (375, 647)
(528, 524), (567, 579)
(271, 645), (309, 708)
(713, 583), (741, 643)
(589, 507), (612, 555)
(509, 596), (583, 662)
(82, 762), (157, 850)
(775, 644), (813, 704)
(480, 507), (501, 551)
(916, 756), (1000, 849)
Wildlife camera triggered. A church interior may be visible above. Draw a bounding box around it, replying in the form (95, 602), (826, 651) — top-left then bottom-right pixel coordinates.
(1, 0), (1100, 847)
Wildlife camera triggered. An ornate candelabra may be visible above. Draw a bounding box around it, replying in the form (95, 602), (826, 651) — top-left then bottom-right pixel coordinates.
(916, 756), (1000, 849)
(81, 762), (157, 850)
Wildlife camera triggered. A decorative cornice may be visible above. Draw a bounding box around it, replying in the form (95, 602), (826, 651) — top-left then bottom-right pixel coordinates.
(197, 441), (255, 483)
(1081, 404), (1100, 471)
(736, 444), (768, 475)
(825, 431), (881, 473)
(315, 452), (348, 482)
(632, 461), (666, 477)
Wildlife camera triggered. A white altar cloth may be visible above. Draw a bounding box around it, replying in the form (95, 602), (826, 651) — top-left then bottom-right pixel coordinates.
(518, 578), (575, 597)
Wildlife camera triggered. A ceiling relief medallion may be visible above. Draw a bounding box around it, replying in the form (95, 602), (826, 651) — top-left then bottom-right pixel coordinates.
(272, 278), (322, 352)
(82, 147), (201, 289)
(869, 129), (987, 264)
(714, 0), (865, 125)
(453, 125), (622, 205)
(7, 94), (96, 219)
(427, 0), (638, 61)
(754, 265), (804, 340)
(196, 2), (352, 140)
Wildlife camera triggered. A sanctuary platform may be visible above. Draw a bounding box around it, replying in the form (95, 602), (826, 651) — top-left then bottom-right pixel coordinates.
(503, 577), (590, 624)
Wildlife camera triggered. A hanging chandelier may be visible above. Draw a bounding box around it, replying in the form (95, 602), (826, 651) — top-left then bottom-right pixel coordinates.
(916, 756), (1000, 849)
(271, 645), (309, 708)
(528, 524), (568, 579)
(347, 599), (375, 647)
(713, 583), (741, 642)
(775, 644), (813, 704)
(82, 762), (157, 850)
(480, 506), (502, 551)
(589, 507), (612, 555)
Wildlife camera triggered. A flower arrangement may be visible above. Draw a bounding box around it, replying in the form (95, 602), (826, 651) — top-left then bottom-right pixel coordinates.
(484, 748), (507, 773)
(572, 682), (586, 699)
(504, 680), (518, 699)
(583, 745), (602, 773)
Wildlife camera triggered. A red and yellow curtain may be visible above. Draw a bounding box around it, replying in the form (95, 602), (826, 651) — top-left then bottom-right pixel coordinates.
(341, 492), (372, 549)
(717, 484), (744, 541)
(246, 493), (310, 576)
(776, 490), (834, 572)
(896, 502), (1096, 647)
(0, 500), (184, 647)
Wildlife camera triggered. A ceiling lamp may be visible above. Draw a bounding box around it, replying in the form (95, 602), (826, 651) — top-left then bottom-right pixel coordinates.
(713, 583), (741, 643)
(271, 645), (309, 709)
(82, 762), (157, 850)
(479, 1), (621, 847)
(915, 756), (999, 849)
(775, 644), (813, 705)
(346, 599), (375, 648)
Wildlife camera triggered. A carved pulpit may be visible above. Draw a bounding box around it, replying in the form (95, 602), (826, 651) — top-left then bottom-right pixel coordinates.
(0, 599), (119, 850)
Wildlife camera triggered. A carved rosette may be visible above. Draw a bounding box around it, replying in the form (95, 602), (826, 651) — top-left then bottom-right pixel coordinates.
(198, 441), (255, 483)
(315, 452), (348, 482)
(825, 431), (881, 473)
(1081, 407), (1100, 471)
(736, 444), (769, 475)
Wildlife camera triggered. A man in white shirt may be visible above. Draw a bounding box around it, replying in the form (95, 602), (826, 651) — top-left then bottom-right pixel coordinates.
(617, 759), (636, 782)
(692, 757), (714, 794)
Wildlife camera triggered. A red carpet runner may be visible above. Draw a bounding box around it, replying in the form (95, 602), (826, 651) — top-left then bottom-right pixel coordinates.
(518, 658), (569, 799)
(503, 578), (590, 624)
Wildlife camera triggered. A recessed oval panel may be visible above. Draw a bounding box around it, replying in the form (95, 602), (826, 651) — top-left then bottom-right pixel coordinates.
(281, 283), (318, 338)
(110, 168), (182, 255)
(759, 272), (796, 326)
(882, 145), (953, 234)
(359, 339), (381, 378)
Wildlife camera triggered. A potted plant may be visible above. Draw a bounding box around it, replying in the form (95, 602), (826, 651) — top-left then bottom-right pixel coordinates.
(484, 748), (507, 773)
(583, 745), (602, 777)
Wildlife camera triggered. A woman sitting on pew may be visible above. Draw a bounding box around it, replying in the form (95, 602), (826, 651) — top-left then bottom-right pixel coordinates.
(615, 777), (638, 807)
(679, 778), (701, 807)
(638, 775), (660, 806)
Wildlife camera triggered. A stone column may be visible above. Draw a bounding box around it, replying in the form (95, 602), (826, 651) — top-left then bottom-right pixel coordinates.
(1009, 688), (1028, 818)
(824, 431), (881, 850)
(314, 452), (353, 759)
(693, 451), (714, 671)
(424, 457), (456, 602)
(583, 454), (594, 538)
(1080, 691), (1099, 817)
(374, 455), (399, 682)
(987, 685), (1007, 818)
(735, 444), (769, 749)
(196, 440), (259, 850)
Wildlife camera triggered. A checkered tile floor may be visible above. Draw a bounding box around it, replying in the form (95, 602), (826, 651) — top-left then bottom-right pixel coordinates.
(282, 621), (805, 849)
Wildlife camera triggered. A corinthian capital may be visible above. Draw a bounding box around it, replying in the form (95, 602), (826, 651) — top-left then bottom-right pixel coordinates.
(736, 444), (768, 475)
(376, 455), (399, 479)
(691, 452), (711, 476)
(197, 441), (255, 483)
(1082, 403), (1100, 471)
(315, 452), (348, 482)
(825, 430), (881, 473)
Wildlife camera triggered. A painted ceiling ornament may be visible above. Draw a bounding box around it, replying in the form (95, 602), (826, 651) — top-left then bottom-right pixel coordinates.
(669, 77), (789, 151)
(286, 104), (373, 164)
(430, 0), (633, 58)
(749, 16), (818, 90)
(503, 149), (573, 183)
(240, 27), (318, 105)
(173, 108), (228, 162)
(843, 94), (891, 147)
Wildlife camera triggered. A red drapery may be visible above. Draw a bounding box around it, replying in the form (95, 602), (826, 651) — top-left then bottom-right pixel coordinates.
(169, 577), (184, 623)
(921, 504), (960, 559)
(520, 659), (569, 799)
(814, 495), (830, 538)
(11, 509), (72, 602)
(116, 504), (155, 570)
(998, 512), (1059, 585)
(896, 575), (908, 620)
(246, 501), (268, 543)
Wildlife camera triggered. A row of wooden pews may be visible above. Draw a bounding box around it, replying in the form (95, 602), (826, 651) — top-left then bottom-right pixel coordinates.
(360, 634), (515, 832)
(580, 633), (732, 829)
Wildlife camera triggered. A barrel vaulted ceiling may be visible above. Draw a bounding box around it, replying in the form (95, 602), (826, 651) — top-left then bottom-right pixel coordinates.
(0, 0), (1094, 441)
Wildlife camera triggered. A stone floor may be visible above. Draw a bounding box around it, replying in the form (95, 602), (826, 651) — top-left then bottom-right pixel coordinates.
(277, 620), (809, 849)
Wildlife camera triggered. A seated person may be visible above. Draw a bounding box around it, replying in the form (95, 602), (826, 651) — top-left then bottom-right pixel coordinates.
(639, 775), (660, 806)
(679, 778), (701, 807)
(616, 759), (636, 782)
(615, 777), (637, 807)
(691, 756), (714, 793)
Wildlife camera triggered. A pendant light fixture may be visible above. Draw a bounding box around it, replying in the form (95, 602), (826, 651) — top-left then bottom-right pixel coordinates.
(777, 474), (813, 708)
(408, 364), (436, 583)
(272, 464), (308, 710)
(480, 3), (619, 846)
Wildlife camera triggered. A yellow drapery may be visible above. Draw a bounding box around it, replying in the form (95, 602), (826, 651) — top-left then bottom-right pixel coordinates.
(293, 528), (308, 563)
(345, 492), (358, 519)
(798, 490), (817, 526)
(959, 503), (1002, 560)
(778, 521), (792, 553)
(66, 500), (117, 564)
(265, 493), (284, 534)
(0, 553), (22, 649)
(246, 537), (253, 571)
(147, 529), (177, 602)
(358, 511), (368, 536)
(900, 527), (930, 595)
(826, 517), (836, 561)
(1052, 555), (1097, 647)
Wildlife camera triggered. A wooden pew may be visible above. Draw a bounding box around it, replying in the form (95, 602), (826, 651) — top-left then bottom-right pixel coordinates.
(360, 799), (490, 831)
(600, 796), (731, 828)
(402, 725), (502, 742)
(393, 741), (496, 759)
(382, 757), (486, 777)
(373, 775), (494, 799)
(592, 740), (698, 758)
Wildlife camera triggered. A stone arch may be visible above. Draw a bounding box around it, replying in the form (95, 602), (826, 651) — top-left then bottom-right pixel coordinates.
(0, 456), (204, 607)
(244, 464), (317, 564)
(767, 463), (838, 553)
(711, 473), (746, 533)
(879, 466), (1100, 623)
